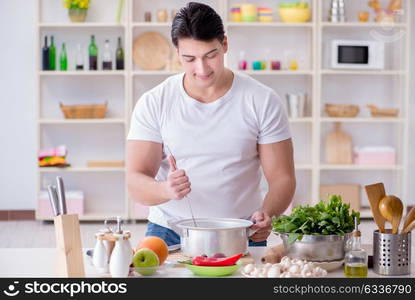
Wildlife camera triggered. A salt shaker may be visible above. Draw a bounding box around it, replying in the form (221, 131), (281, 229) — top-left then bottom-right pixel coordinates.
(109, 233), (132, 278)
(92, 232), (109, 273)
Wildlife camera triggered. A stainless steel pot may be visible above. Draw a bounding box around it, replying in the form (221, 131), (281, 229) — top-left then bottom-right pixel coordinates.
(280, 233), (350, 262)
(169, 218), (255, 257)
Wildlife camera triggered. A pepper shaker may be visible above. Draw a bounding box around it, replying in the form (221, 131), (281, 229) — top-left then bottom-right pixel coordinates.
(92, 232), (109, 273)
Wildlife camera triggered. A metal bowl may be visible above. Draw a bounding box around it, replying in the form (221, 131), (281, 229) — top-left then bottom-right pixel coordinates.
(279, 233), (350, 262)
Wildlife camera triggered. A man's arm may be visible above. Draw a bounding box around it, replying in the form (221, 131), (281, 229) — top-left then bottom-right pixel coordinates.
(259, 138), (296, 217)
(126, 140), (191, 206)
(249, 138), (296, 242)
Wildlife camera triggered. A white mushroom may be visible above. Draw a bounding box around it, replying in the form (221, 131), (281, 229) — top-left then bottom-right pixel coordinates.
(288, 264), (300, 274)
(267, 266), (281, 278)
(243, 264), (254, 274)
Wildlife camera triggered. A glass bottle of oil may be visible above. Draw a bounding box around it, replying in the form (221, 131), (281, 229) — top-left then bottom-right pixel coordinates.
(344, 216), (368, 277)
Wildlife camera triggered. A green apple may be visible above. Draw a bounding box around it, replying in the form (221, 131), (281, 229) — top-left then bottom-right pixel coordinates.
(132, 248), (160, 275)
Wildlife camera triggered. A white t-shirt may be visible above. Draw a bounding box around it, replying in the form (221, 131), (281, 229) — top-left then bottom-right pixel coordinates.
(127, 72), (291, 229)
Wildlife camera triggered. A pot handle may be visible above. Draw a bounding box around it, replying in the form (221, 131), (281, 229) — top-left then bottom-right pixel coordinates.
(167, 219), (182, 237)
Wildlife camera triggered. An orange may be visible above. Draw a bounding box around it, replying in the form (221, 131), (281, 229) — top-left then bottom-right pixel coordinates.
(136, 236), (169, 265)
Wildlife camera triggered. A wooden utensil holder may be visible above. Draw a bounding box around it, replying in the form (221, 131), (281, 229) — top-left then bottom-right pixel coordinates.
(54, 214), (85, 277)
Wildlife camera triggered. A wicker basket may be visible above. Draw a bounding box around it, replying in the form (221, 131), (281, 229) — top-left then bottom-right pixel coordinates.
(325, 104), (359, 118)
(367, 105), (399, 118)
(60, 102), (107, 119)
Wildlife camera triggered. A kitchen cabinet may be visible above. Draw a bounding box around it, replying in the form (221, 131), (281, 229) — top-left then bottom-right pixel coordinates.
(35, 0), (411, 221)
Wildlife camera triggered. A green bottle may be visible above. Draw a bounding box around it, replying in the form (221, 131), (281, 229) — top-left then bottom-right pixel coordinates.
(88, 35), (98, 70)
(49, 35), (56, 70)
(59, 43), (68, 71)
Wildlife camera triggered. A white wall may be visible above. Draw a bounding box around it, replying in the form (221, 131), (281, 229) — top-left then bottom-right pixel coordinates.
(0, 0), (414, 209)
(0, 0), (37, 209)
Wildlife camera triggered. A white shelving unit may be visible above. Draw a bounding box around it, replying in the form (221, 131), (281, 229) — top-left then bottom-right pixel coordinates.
(35, 0), (411, 221)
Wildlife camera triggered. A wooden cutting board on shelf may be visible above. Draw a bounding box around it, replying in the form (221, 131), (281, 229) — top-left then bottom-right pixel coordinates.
(325, 122), (352, 164)
(133, 32), (171, 70)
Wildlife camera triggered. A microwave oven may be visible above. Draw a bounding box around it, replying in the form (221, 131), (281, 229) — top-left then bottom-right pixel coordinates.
(330, 40), (385, 70)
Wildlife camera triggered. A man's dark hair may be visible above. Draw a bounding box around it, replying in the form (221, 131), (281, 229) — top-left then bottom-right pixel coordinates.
(171, 2), (225, 47)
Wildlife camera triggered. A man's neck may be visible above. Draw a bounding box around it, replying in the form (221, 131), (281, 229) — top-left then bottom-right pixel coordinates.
(183, 69), (234, 103)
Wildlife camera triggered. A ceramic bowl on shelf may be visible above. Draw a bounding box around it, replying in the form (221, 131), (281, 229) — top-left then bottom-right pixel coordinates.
(279, 7), (311, 23)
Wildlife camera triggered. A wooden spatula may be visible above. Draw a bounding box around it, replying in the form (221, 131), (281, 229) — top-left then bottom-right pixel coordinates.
(325, 122), (352, 164)
(401, 207), (415, 234)
(401, 207), (415, 233)
(365, 183), (386, 233)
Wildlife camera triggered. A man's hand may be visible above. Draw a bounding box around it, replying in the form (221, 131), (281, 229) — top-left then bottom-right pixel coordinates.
(163, 155), (191, 200)
(249, 211), (272, 242)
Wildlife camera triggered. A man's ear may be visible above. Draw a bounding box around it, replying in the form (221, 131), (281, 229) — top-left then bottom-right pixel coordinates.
(222, 36), (228, 53)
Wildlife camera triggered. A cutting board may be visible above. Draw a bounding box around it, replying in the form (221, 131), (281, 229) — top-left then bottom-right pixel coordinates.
(133, 32), (171, 70)
(325, 122), (352, 164)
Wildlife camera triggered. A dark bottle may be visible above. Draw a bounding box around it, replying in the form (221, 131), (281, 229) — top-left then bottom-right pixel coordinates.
(88, 35), (98, 70)
(42, 36), (49, 70)
(115, 37), (124, 70)
(59, 42), (68, 71)
(49, 35), (56, 70)
(102, 39), (112, 70)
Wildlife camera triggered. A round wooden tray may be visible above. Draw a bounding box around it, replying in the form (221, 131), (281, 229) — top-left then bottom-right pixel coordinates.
(133, 32), (171, 70)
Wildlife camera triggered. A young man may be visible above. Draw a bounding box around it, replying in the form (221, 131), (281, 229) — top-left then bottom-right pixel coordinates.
(127, 2), (295, 246)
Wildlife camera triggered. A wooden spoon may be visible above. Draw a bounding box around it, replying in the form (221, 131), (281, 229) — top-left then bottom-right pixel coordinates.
(378, 195), (403, 234)
(365, 183), (386, 233)
(400, 207), (415, 234)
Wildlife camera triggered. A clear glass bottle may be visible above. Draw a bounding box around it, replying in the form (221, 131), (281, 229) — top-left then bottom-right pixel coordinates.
(344, 217), (368, 278)
(102, 39), (112, 70)
(75, 44), (84, 70)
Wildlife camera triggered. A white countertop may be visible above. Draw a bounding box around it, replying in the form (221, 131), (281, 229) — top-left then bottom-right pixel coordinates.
(1, 247), (414, 278)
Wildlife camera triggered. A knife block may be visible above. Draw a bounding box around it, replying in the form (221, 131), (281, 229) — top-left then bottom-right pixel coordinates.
(54, 214), (85, 277)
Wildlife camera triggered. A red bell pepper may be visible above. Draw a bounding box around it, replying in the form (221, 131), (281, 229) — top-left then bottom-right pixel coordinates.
(192, 253), (243, 266)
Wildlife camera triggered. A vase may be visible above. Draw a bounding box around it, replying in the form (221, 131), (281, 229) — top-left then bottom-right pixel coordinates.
(68, 8), (88, 23)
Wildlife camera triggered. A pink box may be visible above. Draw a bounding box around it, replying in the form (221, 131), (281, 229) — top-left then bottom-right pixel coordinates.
(353, 147), (396, 165)
(38, 190), (84, 217)
(134, 202), (149, 219)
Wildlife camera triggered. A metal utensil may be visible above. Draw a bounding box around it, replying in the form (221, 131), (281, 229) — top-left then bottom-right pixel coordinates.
(379, 195), (403, 234)
(401, 207), (415, 234)
(163, 144), (197, 227)
(47, 184), (59, 216)
(56, 176), (67, 215)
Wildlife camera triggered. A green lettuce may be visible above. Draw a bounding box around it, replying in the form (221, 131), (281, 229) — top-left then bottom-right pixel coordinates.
(272, 194), (360, 243)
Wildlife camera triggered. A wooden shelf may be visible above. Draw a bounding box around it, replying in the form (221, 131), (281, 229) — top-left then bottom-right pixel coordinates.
(39, 71), (126, 76)
(132, 70), (180, 76)
(39, 22), (125, 28)
(320, 165), (403, 171)
(359, 208), (374, 219)
(321, 70), (406, 76)
(321, 22), (407, 28)
(37, 212), (128, 221)
(242, 70), (313, 75)
(132, 22), (171, 27)
(39, 167), (125, 172)
(320, 117), (403, 123)
(227, 22), (313, 27)
(39, 118), (126, 124)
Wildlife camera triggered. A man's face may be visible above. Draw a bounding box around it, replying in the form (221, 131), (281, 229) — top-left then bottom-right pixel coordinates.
(177, 37), (228, 89)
